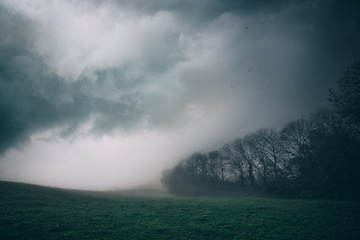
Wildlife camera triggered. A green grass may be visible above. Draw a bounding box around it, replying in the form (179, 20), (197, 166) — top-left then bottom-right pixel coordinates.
(0, 181), (359, 239)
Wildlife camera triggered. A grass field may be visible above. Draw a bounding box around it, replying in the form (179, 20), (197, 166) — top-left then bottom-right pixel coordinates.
(0, 181), (359, 239)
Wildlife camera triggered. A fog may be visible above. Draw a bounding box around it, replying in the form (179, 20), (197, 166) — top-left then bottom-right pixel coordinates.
(0, 0), (359, 190)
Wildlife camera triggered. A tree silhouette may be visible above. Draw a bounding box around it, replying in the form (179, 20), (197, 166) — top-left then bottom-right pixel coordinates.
(162, 61), (360, 200)
(329, 60), (360, 136)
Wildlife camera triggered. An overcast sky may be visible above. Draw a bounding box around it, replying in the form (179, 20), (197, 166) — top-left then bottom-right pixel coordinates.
(0, 0), (359, 190)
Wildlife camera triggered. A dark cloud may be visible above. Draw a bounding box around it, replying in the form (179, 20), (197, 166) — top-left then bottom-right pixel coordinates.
(0, 2), (191, 155)
(0, 0), (359, 162)
(0, 57), (148, 154)
(0, 5), (134, 153)
(107, 0), (295, 18)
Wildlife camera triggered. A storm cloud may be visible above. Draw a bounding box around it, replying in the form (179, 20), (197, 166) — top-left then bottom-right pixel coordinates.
(0, 0), (359, 189)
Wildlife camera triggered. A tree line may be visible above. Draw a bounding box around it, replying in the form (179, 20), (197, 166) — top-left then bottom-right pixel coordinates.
(161, 61), (360, 200)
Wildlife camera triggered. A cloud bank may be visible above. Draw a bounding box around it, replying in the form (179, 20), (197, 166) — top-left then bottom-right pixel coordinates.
(0, 0), (359, 189)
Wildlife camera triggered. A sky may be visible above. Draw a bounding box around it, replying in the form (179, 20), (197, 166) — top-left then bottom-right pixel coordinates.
(0, 0), (359, 190)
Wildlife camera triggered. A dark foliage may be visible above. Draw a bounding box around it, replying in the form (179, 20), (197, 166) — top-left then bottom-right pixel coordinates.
(162, 61), (360, 201)
(329, 60), (360, 137)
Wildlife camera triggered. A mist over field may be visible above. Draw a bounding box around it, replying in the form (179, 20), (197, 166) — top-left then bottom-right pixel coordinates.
(0, 0), (359, 191)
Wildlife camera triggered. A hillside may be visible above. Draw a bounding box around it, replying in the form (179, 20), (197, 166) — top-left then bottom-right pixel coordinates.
(1, 181), (359, 239)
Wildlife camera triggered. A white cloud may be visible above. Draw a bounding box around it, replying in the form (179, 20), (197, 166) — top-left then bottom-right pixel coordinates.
(2, 0), (183, 80)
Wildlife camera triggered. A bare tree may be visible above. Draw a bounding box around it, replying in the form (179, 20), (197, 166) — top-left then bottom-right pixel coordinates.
(230, 138), (256, 187)
(244, 128), (285, 184)
(243, 132), (269, 184)
(218, 143), (233, 181)
(280, 117), (314, 180)
(207, 150), (222, 181)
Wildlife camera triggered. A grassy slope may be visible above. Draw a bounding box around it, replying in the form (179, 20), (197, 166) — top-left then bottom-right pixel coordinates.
(0, 181), (359, 240)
